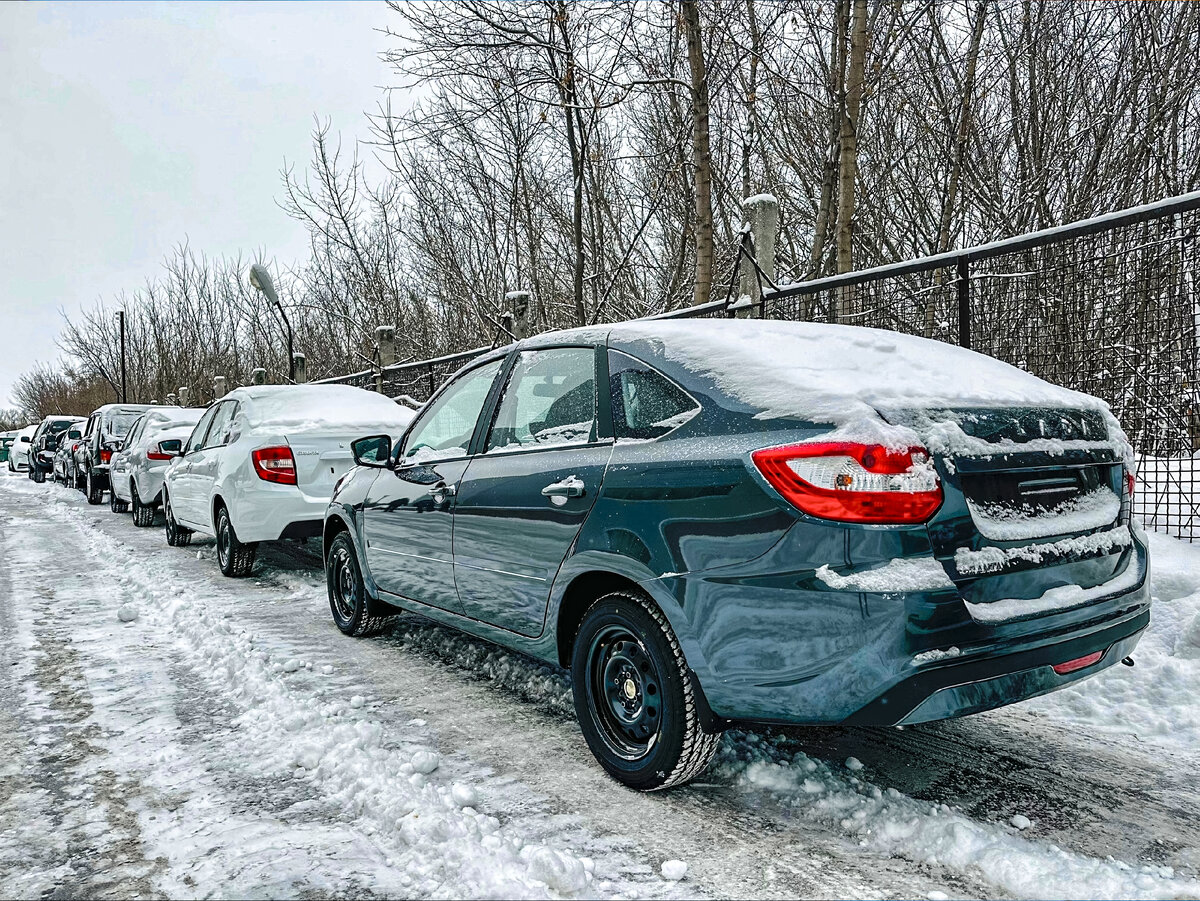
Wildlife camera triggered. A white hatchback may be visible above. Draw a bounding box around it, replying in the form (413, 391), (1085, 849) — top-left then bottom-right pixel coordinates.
(109, 407), (206, 524)
(162, 385), (415, 577)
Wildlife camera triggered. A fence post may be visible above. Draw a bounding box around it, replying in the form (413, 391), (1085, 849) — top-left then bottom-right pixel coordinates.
(213, 376), (227, 399)
(504, 291), (532, 339)
(737, 194), (779, 318)
(251, 367), (267, 386)
(956, 256), (971, 350)
(166, 392), (176, 406)
(375, 325), (396, 393)
(293, 353), (307, 384)
(178, 386), (189, 406)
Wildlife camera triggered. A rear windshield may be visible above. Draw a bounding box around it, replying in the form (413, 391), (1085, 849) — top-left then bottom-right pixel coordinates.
(106, 412), (143, 438)
(48, 420), (75, 434)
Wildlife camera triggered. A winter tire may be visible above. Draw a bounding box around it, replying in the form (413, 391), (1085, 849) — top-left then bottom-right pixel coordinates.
(131, 483), (155, 527)
(572, 590), (723, 791)
(163, 491), (192, 547)
(216, 504), (256, 577)
(327, 531), (391, 636)
(85, 470), (102, 504)
(109, 485), (129, 513)
(32, 467), (45, 484)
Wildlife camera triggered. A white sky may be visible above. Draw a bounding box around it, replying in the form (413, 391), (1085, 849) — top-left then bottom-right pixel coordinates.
(0, 1), (397, 408)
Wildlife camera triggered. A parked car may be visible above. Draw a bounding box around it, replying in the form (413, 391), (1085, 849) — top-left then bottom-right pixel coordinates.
(0, 431), (14, 465)
(161, 386), (415, 577)
(73, 404), (154, 504)
(7, 425), (36, 472)
(109, 407), (205, 522)
(322, 320), (1149, 791)
(28, 415), (85, 483)
(52, 425), (86, 485)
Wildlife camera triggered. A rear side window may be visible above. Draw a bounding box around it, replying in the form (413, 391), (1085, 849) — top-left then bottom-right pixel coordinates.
(608, 350), (700, 440)
(486, 348), (597, 453)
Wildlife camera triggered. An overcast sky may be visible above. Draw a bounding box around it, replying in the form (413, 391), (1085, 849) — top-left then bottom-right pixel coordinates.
(0, 1), (396, 408)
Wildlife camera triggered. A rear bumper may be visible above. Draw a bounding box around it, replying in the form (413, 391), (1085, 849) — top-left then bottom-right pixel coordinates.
(228, 483), (331, 543)
(667, 525), (1151, 727)
(846, 608), (1147, 725)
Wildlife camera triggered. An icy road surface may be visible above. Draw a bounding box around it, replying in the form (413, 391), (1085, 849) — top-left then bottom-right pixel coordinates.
(1, 472), (1199, 899)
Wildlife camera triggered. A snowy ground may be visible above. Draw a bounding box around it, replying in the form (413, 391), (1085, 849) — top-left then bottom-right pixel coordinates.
(1, 471), (1199, 900)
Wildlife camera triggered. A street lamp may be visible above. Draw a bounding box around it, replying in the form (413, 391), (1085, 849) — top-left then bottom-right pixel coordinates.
(248, 262), (295, 383)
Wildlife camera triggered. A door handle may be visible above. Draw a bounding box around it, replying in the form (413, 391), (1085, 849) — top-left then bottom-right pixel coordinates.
(541, 475), (586, 499)
(428, 482), (457, 503)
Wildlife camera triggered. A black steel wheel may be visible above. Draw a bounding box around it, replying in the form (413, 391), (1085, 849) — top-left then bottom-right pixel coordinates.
(85, 469), (102, 504)
(571, 590), (722, 791)
(326, 531), (391, 636)
(216, 505), (256, 578)
(131, 482), (155, 527)
(163, 490), (192, 547)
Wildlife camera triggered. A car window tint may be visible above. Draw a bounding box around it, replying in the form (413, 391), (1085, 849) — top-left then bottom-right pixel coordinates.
(186, 406), (219, 455)
(486, 348), (597, 453)
(608, 350), (700, 440)
(401, 359), (503, 463)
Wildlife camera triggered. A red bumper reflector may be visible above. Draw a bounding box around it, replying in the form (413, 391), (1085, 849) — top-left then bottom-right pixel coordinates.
(1052, 650), (1104, 675)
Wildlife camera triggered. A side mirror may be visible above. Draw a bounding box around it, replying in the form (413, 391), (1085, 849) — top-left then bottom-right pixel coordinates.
(351, 434), (391, 468)
(158, 439), (183, 458)
(20, 436), (30, 443)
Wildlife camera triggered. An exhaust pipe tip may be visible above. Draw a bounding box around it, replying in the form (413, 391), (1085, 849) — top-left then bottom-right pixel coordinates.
(1121, 656), (1135, 667)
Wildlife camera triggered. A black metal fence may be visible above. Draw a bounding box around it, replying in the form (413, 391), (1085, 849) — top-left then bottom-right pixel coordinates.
(315, 191), (1200, 539)
(764, 191), (1200, 539)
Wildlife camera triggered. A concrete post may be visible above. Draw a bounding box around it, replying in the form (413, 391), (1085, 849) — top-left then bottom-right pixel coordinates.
(166, 393), (176, 406)
(251, 367), (267, 386)
(375, 325), (395, 393)
(213, 376), (227, 399)
(178, 386), (189, 407)
(293, 353), (307, 384)
(503, 291), (532, 340)
(736, 193), (779, 318)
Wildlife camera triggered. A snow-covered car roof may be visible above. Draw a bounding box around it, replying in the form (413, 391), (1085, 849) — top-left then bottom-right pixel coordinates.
(89, 403), (154, 418)
(586, 319), (1104, 426)
(225, 385), (417, 434)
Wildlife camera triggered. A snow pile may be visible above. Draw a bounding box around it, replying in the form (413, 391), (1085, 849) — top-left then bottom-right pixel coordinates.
(816, 557), (955, 592)
(964, 555), (1143, 624)
(237, 385), (416, 435)
(1029, 530), (1200, 747)
(719, 734), (1198, 900)
(611, 319), (1106, 426)
(967, 487), (1121, 541)
(954, 526), (1132, 575)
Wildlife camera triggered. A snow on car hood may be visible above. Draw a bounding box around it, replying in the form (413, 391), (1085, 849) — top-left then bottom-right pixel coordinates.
(236, 385), (417, 434)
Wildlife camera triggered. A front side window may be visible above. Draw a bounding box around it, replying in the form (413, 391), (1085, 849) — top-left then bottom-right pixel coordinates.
(486, 347), (597, 453)
(608, 350), (700, 440)
(201, 402), (238, 449)
(185, 406), (219, 455)
(400, 359), (503, 463)
(124, 417), (147, 447)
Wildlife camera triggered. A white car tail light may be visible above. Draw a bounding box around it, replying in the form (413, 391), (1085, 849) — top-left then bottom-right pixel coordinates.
(251, 445), (297, 485)
(752, 441), (943, 524)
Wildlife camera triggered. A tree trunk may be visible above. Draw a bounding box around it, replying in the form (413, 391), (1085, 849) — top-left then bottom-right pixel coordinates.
(683, 0), (713, 308)
(834, 0), (867, 319)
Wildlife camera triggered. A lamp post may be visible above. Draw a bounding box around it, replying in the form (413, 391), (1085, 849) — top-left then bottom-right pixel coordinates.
(118, 310), (127, 402)
(248, 262), (295, 383)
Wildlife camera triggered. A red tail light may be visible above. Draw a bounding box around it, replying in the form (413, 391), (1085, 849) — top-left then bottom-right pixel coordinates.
(100, 449), (112, 464)
(147, 450), (171, 461)
(751, 441), (943, 524)
(252, 445), (297, 485)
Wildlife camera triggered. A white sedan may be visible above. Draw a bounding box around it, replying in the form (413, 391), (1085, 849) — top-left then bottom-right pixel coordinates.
(7, 425), (36, 472)
(162, 385), (415, 577)
(109, 407), (206, 524)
